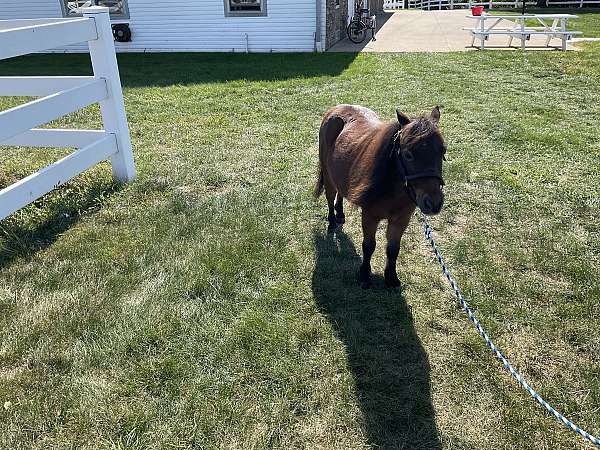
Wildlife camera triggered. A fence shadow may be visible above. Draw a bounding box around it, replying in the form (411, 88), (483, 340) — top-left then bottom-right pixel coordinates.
(0, 52), (359, 87)
(0, 179), (120, 270)
(312, 229), (441, 449)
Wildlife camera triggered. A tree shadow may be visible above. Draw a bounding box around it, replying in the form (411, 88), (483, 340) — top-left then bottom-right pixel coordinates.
(0, 52), (359, 87)
(0, 179), (120, 270)
(312, 229), (441, 449)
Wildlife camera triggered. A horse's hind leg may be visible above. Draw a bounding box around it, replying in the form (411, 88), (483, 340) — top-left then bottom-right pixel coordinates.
(325, 179), (338, 232)
(318, 114), (345, 233)
(334, 194), (345, 224)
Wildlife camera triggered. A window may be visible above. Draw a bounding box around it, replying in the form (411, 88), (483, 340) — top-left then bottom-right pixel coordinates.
(59, 0), (129, 19)
(224, 0), (267, 17)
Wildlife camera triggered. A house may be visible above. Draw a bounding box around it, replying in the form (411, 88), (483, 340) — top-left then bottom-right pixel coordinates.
(0, 0), (384, 52)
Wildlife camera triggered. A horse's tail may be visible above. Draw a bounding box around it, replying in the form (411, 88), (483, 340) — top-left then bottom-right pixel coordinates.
(313, 117), (328, 199)
(313, 166), (325, 199)
(314, 113), (345, 199)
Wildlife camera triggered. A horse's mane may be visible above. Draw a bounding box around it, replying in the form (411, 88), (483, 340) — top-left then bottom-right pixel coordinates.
(350, 120), (401, 205)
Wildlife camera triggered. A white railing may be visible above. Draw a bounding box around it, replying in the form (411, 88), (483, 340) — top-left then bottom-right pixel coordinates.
(547, 0), (600, 5)
(0, 6), (135, 221)
(384, 0), (406, 8)
(385, 0), (597, 8)
(400, 0), (536, 9)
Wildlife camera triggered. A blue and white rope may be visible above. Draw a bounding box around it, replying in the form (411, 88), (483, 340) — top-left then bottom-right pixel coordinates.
(421, 216), (600, 448)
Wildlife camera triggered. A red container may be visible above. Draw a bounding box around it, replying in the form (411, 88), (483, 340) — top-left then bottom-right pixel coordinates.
(471, 6), (485, 15)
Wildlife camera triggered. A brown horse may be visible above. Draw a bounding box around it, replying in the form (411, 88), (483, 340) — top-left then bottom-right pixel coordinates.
(314, 104), (447, 288)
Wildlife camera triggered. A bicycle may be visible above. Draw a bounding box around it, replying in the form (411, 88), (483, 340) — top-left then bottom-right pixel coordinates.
(346, 2), (377, 44)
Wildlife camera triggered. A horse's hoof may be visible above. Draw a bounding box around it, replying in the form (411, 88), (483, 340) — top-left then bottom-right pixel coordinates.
(358, 269), (371, 289)
(385, 272), (401, 288)
(385, 278), (401, 288)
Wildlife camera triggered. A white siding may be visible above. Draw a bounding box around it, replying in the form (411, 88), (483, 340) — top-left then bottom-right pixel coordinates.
(0, 0), (319, 52)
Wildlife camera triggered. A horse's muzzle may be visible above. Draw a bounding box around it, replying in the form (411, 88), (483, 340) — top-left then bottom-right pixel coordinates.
(418, 192), (444, 215)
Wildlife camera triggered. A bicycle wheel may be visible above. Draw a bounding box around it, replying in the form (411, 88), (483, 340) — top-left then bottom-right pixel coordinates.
(347, 21), (366, 44)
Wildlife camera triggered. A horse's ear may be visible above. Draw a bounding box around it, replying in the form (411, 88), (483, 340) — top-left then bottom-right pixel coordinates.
(431, 106), (441, 124)
(396, 109), (411, 127)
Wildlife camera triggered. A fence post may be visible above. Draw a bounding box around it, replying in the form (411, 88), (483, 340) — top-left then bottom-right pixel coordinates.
(84, 6), (135, 182)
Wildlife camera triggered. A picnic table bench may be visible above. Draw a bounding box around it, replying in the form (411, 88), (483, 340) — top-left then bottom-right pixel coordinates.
(464, 13), (582, 50)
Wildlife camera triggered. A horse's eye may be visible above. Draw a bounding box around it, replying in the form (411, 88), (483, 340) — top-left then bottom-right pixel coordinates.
(404, 151), (414, 162)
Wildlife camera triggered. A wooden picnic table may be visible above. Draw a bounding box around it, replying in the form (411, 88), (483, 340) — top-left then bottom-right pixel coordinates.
(464, 13), (581, 50)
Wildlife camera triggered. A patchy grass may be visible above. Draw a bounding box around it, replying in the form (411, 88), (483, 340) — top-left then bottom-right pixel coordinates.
(0, 47), (599, 449)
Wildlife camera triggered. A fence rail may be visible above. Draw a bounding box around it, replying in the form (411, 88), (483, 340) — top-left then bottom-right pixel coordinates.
(384, 0), (598, 8)
(547, 0), (600, 4)
(0, 6), (135, 221)
(384, 0), (406, 8)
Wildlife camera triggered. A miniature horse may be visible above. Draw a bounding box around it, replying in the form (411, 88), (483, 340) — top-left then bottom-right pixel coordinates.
(314, 105), (447, 289)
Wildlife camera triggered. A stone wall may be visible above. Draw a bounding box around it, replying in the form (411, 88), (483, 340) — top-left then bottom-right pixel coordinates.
(325, 0), (349, 49)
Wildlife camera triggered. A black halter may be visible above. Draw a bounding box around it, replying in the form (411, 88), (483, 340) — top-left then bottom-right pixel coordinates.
(391, 131), (445, 203)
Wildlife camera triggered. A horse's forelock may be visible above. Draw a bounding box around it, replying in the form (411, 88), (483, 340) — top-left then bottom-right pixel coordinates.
(399, 116), (437, 147)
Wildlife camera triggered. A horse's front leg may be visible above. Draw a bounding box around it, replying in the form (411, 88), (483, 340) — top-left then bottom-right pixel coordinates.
(359, 211), (379, 289)
(334, 194), (345, 224)
(384, 213), (412, 288)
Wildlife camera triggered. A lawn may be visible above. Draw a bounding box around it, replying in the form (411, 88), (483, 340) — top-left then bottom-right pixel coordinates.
(1, 44), (599, 449)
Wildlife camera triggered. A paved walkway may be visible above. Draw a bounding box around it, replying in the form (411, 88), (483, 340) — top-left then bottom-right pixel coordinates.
(328, 10), (576, 52)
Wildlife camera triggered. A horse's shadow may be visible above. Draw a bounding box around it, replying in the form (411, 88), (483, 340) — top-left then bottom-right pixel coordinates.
(312, 229), (441, 449)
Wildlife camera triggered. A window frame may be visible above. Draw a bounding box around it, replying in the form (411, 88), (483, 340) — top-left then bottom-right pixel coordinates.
(59, 0), (130, 20)
(224, 0), (267, 18)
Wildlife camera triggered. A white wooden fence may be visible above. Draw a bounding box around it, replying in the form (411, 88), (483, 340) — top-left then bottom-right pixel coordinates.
(384, 0), (598, 8)
(0, 6), (135, 221)
(383, 0), (536, 9)
(547, 0), (600, 5)
(384, 0), (406, 8)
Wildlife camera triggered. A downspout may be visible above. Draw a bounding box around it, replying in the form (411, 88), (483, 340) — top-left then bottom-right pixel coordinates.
(315, 0), (323, 52)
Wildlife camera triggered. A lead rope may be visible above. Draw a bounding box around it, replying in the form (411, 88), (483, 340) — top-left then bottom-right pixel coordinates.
(421, 214), (600, 448)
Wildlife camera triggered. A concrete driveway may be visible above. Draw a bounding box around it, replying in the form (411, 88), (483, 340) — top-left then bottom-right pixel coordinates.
(328, 10), (576, 52)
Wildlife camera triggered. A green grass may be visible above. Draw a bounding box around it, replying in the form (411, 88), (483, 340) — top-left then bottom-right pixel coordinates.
(1, 46), (599, 449)
(489, 7), (600, 37)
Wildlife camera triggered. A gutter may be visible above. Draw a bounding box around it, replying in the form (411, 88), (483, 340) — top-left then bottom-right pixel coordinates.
(315, 0), (323, 52)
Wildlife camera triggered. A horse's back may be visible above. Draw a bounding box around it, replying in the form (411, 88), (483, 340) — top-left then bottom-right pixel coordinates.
(319, 105), (391, 203)
(321, 104), (381, 129)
